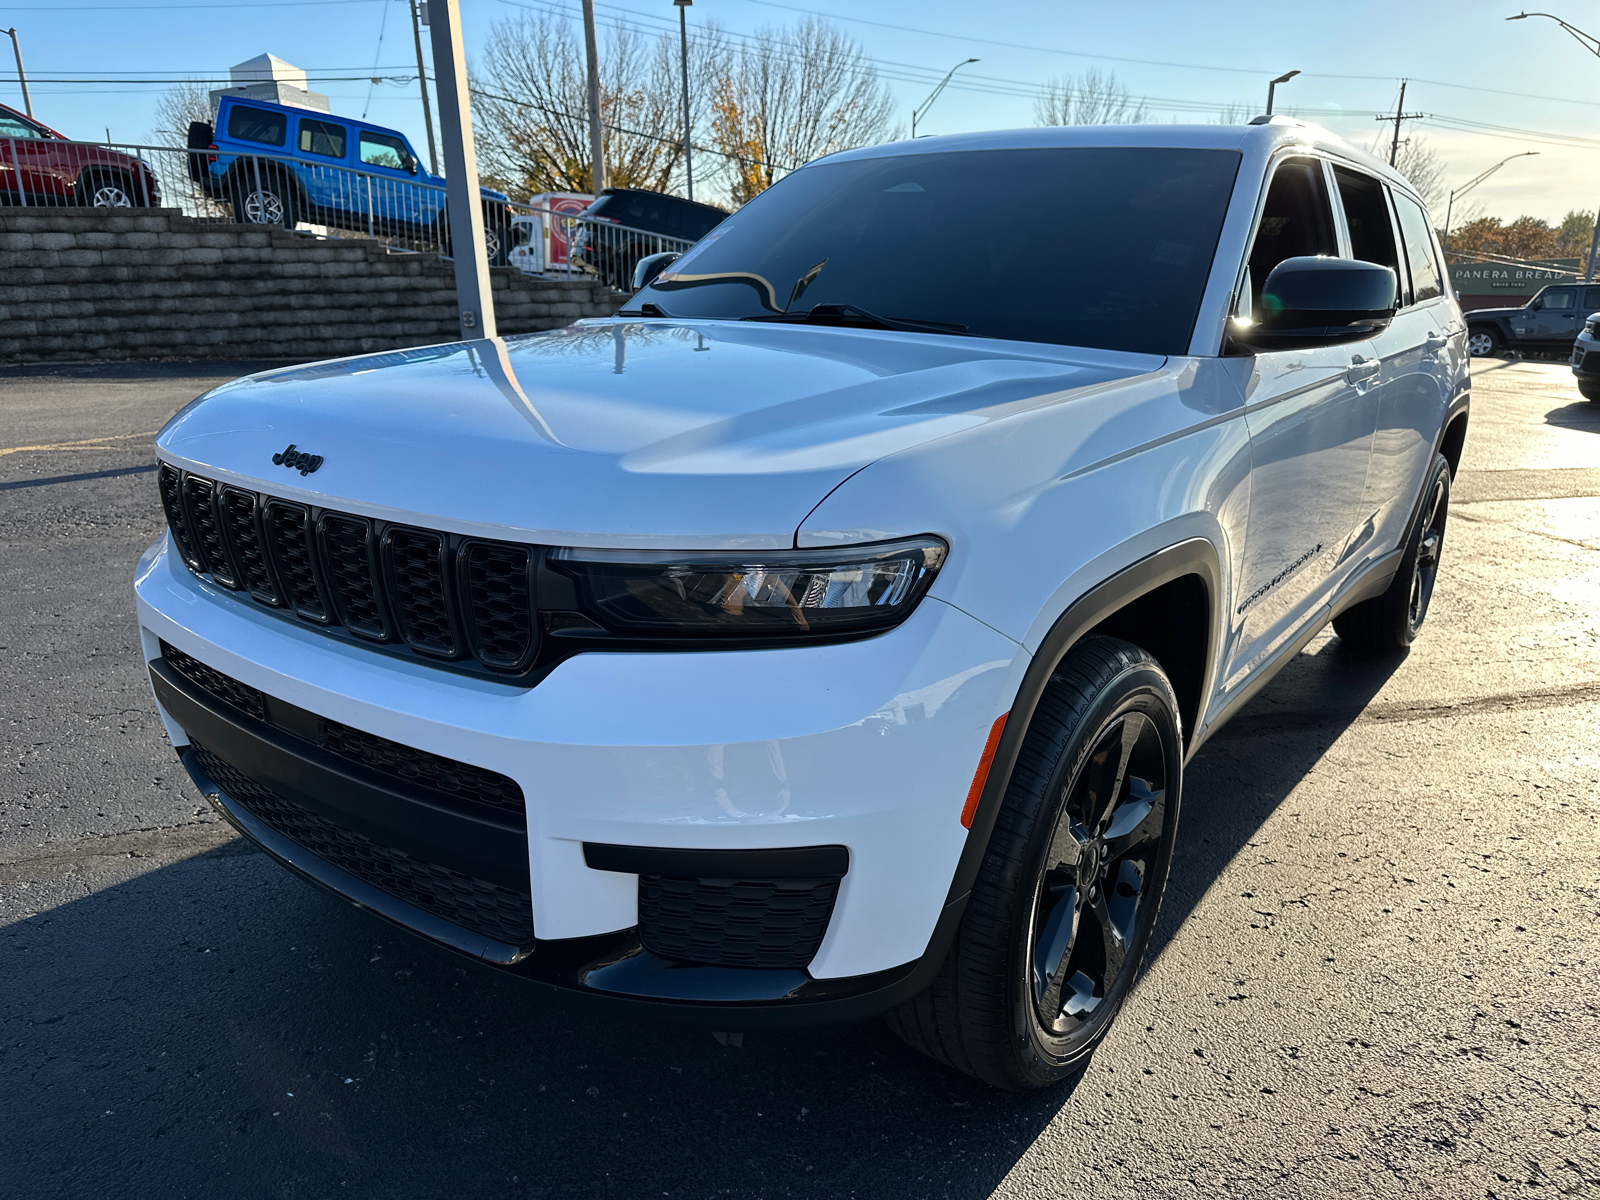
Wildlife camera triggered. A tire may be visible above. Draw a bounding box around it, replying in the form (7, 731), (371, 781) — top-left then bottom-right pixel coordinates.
(1332, 453), (1451, 651)
(885, 636), (1183, 1091)
(231, 174), (295, 228)
(1466, 327), (1500, 358)
(77, 170), (135, 208)
(1578, 378), (1600, 403)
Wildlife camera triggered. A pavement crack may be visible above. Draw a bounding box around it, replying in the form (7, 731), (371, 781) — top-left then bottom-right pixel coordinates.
(0, 822), (251, 884)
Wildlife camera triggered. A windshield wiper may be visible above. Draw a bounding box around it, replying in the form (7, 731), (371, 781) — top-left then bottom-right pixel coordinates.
(617, 302), (671, 317)
(740, 303), (969, 335)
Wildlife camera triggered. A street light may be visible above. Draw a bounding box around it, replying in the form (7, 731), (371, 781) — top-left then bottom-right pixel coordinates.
(1264, 69), (1299, 117)
(674, 0), (693, 202)
(3, 28), (32, 119)
(911, 58), (979, 138)
(1440, 152), (1540, 259)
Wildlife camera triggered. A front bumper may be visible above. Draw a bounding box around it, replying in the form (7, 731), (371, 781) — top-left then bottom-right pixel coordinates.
(1571, 338), (1600, 378)
(136, 533), (1025, 1018)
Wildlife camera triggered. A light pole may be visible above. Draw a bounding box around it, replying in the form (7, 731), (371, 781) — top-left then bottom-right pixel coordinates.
(674, 0), (693, 202)
(911, 58), (978, 138)
(3, 28), (32, 119)
(1264, 69), (1299, 118)
(1440, 152), (1539, 259)
(1507, 13), (1600, 278)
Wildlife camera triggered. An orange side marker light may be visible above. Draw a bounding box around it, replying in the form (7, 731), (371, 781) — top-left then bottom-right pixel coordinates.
(960, 712), (1009, 829)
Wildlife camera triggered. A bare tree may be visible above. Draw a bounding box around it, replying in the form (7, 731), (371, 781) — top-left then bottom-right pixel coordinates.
(1375, 135), (1446, 214)
(1210, 103), (1254, 125)
(151, 79), (214, 144)
(1033, 69), (1148, 126)
(473, 11), (726, 199)
(708, 17), (894, 204)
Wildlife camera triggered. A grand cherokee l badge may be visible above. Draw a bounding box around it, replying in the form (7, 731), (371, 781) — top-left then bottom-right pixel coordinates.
(272, 443), (324, 476)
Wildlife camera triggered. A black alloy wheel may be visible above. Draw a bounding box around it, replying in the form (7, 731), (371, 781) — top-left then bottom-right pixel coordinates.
(886, 636), (1183, 1091)
(1028, 707), (1169, 1042)
(1332, 451), (1452, 650)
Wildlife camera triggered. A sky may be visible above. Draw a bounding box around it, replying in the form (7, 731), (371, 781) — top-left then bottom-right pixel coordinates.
(4, 0), (1597, 224)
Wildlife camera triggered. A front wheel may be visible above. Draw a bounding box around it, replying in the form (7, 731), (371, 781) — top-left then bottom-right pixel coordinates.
(78, 171), (135, 208)
(1578, 377), (1600, 403)
(1333, 453), (1451, 650)
(1467, 327), (1500, 357)
(885, 636), (1182, 1091)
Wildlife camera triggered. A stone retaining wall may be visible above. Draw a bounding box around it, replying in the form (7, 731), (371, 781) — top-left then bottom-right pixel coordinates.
(0, 207), (626, 363)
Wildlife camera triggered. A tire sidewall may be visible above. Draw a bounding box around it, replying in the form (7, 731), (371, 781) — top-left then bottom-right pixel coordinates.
(1399, 455), (1452, 644)
(1005, 659), (1184, 1087)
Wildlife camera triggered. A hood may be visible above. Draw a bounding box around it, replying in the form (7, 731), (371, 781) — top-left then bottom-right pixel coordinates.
(156, 320), (1162, 550)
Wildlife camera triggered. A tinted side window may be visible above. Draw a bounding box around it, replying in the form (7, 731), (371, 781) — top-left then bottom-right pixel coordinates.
(1539, 287), (1575, 310)
(299, 118), (347, 159)
(359, 131), (409, 170)
(1334, 166), (1400, 303)
(1393, 193), (1443, 303)
(1584, 286), (1600, 311)
(226, 106), (287, 147)
(1248, 158), (1338, 306)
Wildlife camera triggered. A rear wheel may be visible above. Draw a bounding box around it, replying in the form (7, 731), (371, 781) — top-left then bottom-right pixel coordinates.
(1333, 453), (1451, 650)
(232, 175), (295, 228)
(1467, 327), (1499, 357)
(885, 637), (1182, 1091)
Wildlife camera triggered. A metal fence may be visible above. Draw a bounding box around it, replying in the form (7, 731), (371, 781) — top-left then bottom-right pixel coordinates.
(1, 135), (693, 286)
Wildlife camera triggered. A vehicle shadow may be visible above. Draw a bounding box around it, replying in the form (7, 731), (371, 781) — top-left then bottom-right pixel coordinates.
(0, 636), (1404, 1200)
(1545, 400), (1600, 432)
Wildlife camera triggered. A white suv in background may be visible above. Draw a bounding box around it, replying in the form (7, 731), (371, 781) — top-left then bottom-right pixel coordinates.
(137, 119), (1468, 1091)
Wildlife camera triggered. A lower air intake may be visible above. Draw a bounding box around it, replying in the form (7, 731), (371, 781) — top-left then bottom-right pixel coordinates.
(637, 875), (840, 970)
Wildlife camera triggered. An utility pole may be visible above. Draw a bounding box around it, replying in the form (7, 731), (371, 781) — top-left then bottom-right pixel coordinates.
(1264, 69), (1299, 117)
(1377, 79), (1425, 167)
(408, 0), (438, 174)
(582, 0), (606, 195)
(3, 28), (32, 119)
(674, 0), (693, 202)
(427, 0), (495, 340)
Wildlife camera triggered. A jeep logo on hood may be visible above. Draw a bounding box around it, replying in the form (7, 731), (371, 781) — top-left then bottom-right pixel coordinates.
(272, 443), (324, 476)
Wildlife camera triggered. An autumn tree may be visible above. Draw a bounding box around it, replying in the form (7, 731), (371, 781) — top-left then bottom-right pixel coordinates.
(1445, 215), (1564, 265)
(707, 17), (894, 204)
(1033, 70), (1148, 126)
(472, 11), (727, 199)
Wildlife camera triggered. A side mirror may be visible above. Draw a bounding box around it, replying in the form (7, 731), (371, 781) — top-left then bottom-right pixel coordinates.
(1234, 257), (1397, 351)
(632, 251), (681, 291)
(404, 154), (418, 175)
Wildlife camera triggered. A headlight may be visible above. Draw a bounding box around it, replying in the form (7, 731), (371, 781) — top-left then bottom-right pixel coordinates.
(548, 536), (947, 638)
(1586, 320), (1597, 337)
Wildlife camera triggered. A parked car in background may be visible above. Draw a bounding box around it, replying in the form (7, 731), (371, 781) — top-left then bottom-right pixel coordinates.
(1466, 282), (1600, 358)
(0, 102), (160, 208)
(1570, 312), (1600, 400)
(571, 187), (726, 287)
(137, 120), (1468, 1091)
(188, 96), (513, 261)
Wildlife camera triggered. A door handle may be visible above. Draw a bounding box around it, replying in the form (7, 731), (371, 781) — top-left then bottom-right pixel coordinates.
(1346, 356), (1380, 384)
(1423, 334), (1449, 351)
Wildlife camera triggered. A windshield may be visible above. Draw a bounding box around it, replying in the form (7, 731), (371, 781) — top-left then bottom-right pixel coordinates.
(635, 146), (1240, 355)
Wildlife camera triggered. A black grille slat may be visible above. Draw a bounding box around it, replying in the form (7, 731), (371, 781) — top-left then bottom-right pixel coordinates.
(181, 475), (238, 588)
(320, 514), (390, 640)
(189, 741), (535, 948)
(385, 528), (458, 657)
(158, 640), (524, 817)
(158, 463), (205, 572)
(464, 543), (535, 672)
(638, 875), (840, 970)
(220, 487), (279, 605)
(263, 500), (330, 623)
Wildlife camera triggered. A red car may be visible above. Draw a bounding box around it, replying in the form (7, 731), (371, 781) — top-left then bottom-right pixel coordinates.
(0, 102), (160, 207)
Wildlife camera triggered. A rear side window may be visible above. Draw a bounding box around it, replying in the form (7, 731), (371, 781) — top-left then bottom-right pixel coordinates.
(226, 106), (286, 147)
(1334, 166), (1400, 302)
(1392, 192), (1444, 304)
(599, 192), (670, 230)
(359, 131), (410, 170)
(298, 118), (347, 159)
(1248, 158), (1338, 307)
(1584, 286), (1600, 310)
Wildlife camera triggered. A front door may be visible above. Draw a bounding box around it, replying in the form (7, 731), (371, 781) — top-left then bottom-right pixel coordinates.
(1226, 157), (1381, 685)
(1521, 286), (1579, 344)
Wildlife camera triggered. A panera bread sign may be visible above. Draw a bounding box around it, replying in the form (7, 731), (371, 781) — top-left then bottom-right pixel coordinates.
(1449, 257), (1580, 297)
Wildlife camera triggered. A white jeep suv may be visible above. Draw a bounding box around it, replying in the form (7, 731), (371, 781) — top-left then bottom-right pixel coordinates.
(136, 119), (1468, 1091)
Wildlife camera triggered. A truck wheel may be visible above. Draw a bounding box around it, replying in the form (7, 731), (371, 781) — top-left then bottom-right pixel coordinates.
(1578, 379), (1600, 403)
(1467, 327), (1499, 357)
(233, 177), (295, 228)
(1333, 453), (1451, 651)
(885, 636), (1182, 1091)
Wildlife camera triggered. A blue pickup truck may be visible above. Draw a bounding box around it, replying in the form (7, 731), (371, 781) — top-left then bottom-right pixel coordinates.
(188, 96), (514, 262)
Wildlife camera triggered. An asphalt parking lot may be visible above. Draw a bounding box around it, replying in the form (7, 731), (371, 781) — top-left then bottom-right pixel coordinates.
(2, 356), (1597, 1199)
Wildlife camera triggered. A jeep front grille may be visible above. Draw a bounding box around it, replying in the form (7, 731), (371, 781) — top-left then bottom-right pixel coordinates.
(158, 465), (540, 677)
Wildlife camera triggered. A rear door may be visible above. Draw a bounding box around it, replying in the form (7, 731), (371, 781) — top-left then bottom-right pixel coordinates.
(1228, 156), (1381, 683)
(295, 116), (350, 222)
(1527, 285), (1580, 343)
